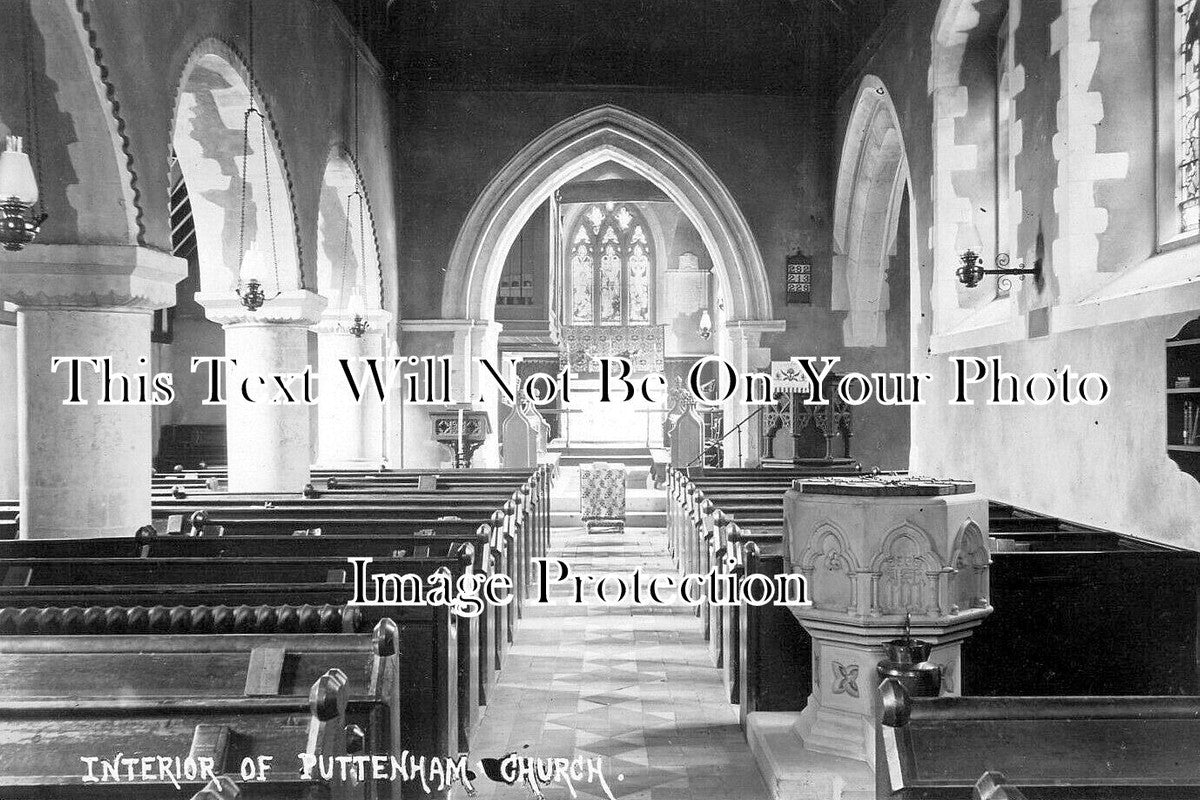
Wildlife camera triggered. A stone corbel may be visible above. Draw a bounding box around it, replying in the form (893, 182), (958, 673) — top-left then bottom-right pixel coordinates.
(196, 289), (328, 327)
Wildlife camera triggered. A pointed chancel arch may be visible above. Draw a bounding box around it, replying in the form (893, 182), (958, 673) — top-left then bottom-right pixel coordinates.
(832, 75), (909, 347)
(442, 104), (773, 324)
(316, 149), (383, 312)
(170, 38), (302, 295)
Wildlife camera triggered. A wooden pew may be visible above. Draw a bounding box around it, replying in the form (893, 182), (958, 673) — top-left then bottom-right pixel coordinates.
(0, 603), (363, 635)
(670, 466), (1200, 712)
(0, 502), (17, 540)
(877, 679), (1200, 799)
(736, 540), (809, 728)
(0, 548), (489, 742)
(150, 464), (553, 562)
(965, 527), (1200, 696)
(0, 528), (508, 705)
(152, 499), (536, 609)
(0, 620), (402, 799)
(0, 669), (365, 800)
(161, 508), (528, 635)
(0, 581), (462, 781)
(1, 551), (480, 754)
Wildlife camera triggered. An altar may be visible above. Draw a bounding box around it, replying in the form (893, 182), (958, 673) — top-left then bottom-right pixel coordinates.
(564, 377), (665, 445)
(557, 324), (668, 446)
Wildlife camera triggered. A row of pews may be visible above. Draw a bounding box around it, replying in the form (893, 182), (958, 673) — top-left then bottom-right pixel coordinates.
(668, 464), (1200, 798)
(0, 463), (557, 800)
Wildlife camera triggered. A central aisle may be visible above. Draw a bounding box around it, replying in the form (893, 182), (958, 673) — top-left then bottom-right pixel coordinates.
(466, 524), (772, 800)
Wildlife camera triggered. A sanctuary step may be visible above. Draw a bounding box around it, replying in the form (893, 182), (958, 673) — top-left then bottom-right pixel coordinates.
(549, 466), (666, 527)
(548, 441), (655, 469)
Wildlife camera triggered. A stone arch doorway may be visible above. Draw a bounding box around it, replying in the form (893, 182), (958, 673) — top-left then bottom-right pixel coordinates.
(833, 75), (910, 349)
(442, 104), (773, 325)
(832, 75), (917, 470)
(419, 105), (782, 467)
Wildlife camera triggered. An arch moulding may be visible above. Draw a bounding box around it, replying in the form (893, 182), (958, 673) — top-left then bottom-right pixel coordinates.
(441, 104), (774, 324)
(832, 75), (910, 348)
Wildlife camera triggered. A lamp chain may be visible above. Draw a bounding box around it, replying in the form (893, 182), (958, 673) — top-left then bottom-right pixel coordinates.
(234, 0), (282, 299)
(259, 109), (281, 294)
(236, 0), (253, 283)
(22, 2), (44, 219)
(338, 192), (352, 310)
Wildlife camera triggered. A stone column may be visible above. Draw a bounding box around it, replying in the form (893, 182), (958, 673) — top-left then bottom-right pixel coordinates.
(197, 290), (327, 493)
(720, 319), (784, 467)
(0, 311), (17, 501)
(314, 310), (392, 468)
(1, 245), (186, 538)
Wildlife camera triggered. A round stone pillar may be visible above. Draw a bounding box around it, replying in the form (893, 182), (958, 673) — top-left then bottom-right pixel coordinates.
(198, 290), (327, 493)
(1, 245), (186, 538)
(718, 319), (784, 467)
(314, 310), (391, 467)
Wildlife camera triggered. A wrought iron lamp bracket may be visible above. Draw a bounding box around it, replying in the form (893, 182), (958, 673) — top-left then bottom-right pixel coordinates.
(956, 250), (1042, 290)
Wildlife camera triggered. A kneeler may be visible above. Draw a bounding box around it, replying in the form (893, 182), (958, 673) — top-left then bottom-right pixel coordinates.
(579, 462), (626, 533)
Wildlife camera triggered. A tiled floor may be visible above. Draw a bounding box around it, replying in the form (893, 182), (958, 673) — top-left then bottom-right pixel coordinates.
(465, 526), (772, 800)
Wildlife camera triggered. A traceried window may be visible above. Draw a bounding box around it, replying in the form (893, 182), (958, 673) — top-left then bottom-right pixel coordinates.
(568, 203), (653, 326)
(1177, 0), (1200, 234)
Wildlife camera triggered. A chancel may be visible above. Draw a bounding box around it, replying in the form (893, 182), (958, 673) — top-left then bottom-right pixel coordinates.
(0, 0), (1199, 798)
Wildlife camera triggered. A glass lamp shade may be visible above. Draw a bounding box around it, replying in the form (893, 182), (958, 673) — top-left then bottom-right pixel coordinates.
(0, 136), (38, 206)
(698, 309), (713, 339)
(238, 249), (265, 287)
(346, 287), (367, 317)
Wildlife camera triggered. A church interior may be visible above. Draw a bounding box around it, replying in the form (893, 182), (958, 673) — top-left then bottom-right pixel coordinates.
(0, 0), (1199, 797)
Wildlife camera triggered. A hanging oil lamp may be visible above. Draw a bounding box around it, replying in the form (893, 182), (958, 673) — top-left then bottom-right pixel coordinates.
(346, 287), (369, 338)
(0, 137), (45, 251)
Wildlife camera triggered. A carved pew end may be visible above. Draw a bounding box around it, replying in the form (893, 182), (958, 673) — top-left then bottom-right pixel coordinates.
(975, 771), (1027, 800)
(190, 774), (240, 800)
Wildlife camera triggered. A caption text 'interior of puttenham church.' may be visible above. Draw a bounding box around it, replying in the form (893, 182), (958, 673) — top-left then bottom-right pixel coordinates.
(0, 0), (1199, 798)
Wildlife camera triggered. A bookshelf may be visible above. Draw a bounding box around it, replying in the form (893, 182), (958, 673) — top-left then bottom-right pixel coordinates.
(1167, 318), (1200, 481)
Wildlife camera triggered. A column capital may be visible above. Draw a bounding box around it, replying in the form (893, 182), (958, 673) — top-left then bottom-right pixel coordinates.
(723, 318), (787, 343)
(196, 289), (328, 327)
(398, 317), (501, 336)
(0, 244), (186, 310)
(312, 308), (393, 335)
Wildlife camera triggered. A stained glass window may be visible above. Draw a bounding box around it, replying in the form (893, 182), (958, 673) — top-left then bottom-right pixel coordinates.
(570, 236), (594, 324)
(567, 204), (654, 326)
(1179, 0), (1200, 233)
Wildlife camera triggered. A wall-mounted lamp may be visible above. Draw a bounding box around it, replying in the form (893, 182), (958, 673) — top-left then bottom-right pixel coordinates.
(0, 136), (46, 251)
(698, 309), (713, 340)
(957, 250), (1041, 292)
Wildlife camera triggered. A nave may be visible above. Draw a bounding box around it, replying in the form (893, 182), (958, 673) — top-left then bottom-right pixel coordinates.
(468, 524), (770, 800)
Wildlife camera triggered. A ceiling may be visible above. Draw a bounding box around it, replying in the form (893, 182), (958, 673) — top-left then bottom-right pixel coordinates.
(337, 0), (899, 93)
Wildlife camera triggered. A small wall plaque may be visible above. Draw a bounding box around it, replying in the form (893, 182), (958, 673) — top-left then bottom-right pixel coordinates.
(786, 250), (813, 305)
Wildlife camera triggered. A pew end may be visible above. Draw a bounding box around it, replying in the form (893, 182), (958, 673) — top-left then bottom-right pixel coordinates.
(878, 678), (1200, 799)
